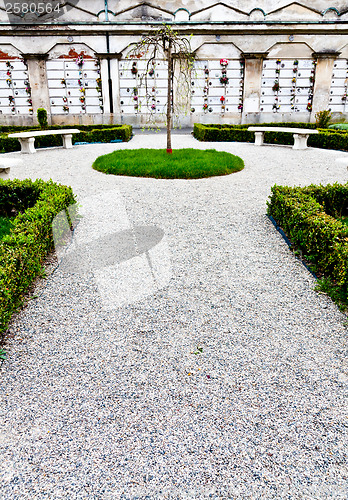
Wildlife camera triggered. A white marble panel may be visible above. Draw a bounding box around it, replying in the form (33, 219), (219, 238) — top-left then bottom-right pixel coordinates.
(329, 95), (347, 105)
(46, 60), (64, 70)
(85, 106), (102, 114)
(331, 79), (347, 87)
(333, 59), (348, 69)
(332, 69), (347, 78)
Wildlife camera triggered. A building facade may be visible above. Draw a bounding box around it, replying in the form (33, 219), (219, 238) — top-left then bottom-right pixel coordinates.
(0, 0), (348, 126)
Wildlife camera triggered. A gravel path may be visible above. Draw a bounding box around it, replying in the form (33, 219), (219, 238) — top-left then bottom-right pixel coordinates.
(0, 136), (347, 499)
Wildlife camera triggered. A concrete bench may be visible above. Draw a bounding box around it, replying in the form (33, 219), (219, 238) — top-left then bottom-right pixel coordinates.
(8, 129), (80, 154)
(248, 126), (319, 150)
(0, 157), (23, 175)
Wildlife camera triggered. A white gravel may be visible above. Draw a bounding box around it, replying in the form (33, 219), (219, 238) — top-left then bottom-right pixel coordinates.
(0, 135), (347, 499)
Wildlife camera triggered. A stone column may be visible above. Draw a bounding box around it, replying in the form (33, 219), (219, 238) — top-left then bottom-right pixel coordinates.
(311, 51), (340, 120)
(241, 52), (268, 122)
(99, 57), (110, 114)
(96, 53), (121, 122)
(173, 55), (191, 128)
(110, 57), (121, 120)
(23, 53), (50, 122)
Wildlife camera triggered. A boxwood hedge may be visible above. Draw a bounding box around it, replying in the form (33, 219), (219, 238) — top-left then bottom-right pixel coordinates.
(194, 123), (348, 151)
(0, 179), (75, 335)
(267, 183), (348, 304)
(0, 124), (132, 153)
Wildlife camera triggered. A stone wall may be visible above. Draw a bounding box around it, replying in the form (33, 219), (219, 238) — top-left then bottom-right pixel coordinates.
(0, 0), (347, 126)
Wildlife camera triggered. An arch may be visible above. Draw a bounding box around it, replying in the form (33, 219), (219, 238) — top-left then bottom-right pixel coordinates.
(0, 44), (23, 59)
(174, 8), (190, 21)
(248, 7), (266, 21)
(322, 7), (340, 16)
(266, 42), (314, 59)
(194, 41), (242, 59)
(47, 42), (98, 60)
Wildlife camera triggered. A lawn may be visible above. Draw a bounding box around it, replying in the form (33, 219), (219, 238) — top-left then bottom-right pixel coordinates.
(0, 216), (13, 241)
(92, 148), (244, 179)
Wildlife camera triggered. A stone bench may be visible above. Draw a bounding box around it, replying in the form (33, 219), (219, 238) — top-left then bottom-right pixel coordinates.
(0, 157), (23, 175)
(248, 126), (319, 150)
(8, 129), (80, 154)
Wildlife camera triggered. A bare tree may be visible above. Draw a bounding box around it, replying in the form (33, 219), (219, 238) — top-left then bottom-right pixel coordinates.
(126, 25), (194, 153)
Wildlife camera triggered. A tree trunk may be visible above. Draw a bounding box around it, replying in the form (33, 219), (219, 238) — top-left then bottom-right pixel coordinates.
(166, 39), (172, 153)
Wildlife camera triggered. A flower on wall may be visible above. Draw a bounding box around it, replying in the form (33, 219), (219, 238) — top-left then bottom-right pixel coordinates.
(272, 81), (280, 92)
(76, 55), (84, 67)
(306, 59), (316, 112)
(220, 58), (229, 67)
(238, 58), (245, 112)
(131, 62), (138, 75)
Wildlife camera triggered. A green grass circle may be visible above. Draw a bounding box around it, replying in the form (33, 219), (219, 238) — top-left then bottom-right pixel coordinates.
(92, 148), (244, 179)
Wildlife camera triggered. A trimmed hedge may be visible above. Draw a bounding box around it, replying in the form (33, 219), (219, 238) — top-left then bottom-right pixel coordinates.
(328, 123), (348, 131)
(0, 125), (132, 153)
(0, 179), (75, 334)
(267, 183), (348, 302)
(193, 123), (348, 151)
(0, 124), (131, 134)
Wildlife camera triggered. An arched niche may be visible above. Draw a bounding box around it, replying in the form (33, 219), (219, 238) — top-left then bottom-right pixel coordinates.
(174, 8), (190, 21)
(0, 44), (23, 59)
(249, 8), (265, 21)
(47, 43), (97, 60)
(267, 42), (313, 59)
(195, 42), (241, 60)
(322, 8), (340, 20)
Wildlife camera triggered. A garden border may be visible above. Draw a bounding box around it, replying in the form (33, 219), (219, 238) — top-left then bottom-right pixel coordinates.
(0, 179), (75, 336)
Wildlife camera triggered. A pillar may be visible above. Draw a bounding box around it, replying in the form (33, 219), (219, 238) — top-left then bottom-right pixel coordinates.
(96, 53), (121, 121)
(99, 57), (110, 114)
(173, 56), (191, 128)
(311, 51), (340, 120)
(241, 52), (268, 121)
(110, 57), (121, 119)
(23, 53), (50, 122)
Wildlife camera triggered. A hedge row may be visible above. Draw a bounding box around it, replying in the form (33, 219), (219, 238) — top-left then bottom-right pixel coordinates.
(267, 183), (348, 300)
(329, 124), (348, 131)
(0, 125), (132, 153)
(0, 124), (130, 134)
(193, 123), (348, 151)
(0, 179), (75, 334)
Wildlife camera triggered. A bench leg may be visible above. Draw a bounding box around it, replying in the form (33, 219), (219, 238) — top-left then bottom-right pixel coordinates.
(62, 134), (73, 149)
(254, 132), (264, 146)
(293, 134), (309, 150)
(0, 167), (10, 175)
(18, 137), (36, 154)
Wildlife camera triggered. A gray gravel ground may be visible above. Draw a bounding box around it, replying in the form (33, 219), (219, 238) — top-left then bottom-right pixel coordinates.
(0, 135), (348, 499)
